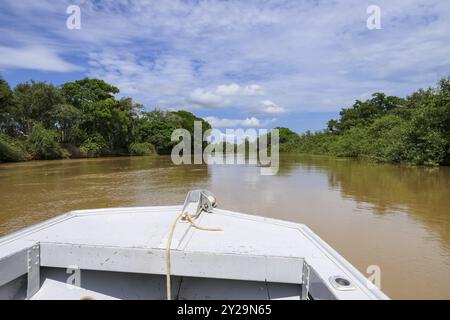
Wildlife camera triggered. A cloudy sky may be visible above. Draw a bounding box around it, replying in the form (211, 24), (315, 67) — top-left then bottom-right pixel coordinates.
(1, 0), (449, 133)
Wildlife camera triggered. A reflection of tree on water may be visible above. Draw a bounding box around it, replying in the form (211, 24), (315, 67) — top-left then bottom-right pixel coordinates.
(0, 156), (210, 235)
(279, 154), (450, 249)
(277, 153), (334, 175)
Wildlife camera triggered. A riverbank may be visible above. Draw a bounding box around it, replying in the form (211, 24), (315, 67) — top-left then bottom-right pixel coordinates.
(273, 77), (450, 167)
(0, 136), (156, 163)
(0, 78), (211, 163)
(2, 76), (449, 166)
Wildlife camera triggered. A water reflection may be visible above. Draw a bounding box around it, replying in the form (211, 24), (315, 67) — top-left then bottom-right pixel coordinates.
(277, 154), (450, 250)
(0, 156), (209, 234)
(209, 154), (450, 299)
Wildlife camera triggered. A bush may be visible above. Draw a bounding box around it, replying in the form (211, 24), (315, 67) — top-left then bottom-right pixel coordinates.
(27, 123), (67, 160)
(0, 134), (31, 162)
(79, 134), (107, 156)
(403, 129), (447, 166)
(319, 126), (370, 158)
(365, 115), (408, 163)
(132, 111), (181, 154)
(129, 142), (155, 156)
(286, 77), (450, 166)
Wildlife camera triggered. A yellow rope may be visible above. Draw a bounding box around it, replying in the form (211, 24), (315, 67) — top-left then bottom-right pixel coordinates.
(165, 210), (223, 300)
(184, 214), (223, 232)
(165, 213), (183, 301)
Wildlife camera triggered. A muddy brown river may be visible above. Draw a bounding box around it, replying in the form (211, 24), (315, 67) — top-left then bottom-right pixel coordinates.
(0, 154), (449, 299)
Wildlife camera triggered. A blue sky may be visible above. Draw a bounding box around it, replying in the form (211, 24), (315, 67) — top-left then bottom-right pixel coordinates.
(1, 0), (449, 133)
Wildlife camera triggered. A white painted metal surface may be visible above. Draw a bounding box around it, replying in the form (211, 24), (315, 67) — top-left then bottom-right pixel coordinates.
(0, 197), (389, 300)
(30, 279), (119, 300)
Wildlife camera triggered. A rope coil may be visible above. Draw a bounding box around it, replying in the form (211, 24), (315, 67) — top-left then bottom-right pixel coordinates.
(165, 209), (223, 300)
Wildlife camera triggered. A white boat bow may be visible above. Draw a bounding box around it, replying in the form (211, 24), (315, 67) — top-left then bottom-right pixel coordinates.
(0, 190), (389, 300)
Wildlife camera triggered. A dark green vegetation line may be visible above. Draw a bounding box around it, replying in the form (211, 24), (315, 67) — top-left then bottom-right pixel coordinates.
(272, 77), (450, 166)
(0, 78), (211, 162)
(1, 77), (449, 166)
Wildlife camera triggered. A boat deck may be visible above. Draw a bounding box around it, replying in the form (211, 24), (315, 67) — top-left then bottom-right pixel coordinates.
(0, 206), (388, 300)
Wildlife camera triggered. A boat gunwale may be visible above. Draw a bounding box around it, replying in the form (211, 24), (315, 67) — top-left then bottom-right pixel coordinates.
(0, 205), (389, 300)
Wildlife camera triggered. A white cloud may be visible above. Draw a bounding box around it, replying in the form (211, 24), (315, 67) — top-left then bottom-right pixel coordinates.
(204, 116), (276, 128)
(86, 50), (197, 106)
(215, 83), (241, 96)
(257, 100), (286, 115)
(2, 0), (450, 115)
(0, 45), (80, 72)
(188, 88), (225, 107)
(216, 83), (264, 96)
(187, 83), (264, 108)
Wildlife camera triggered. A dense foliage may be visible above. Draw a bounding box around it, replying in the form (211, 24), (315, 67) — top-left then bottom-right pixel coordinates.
(0, 78), (210, 162)
(280, 77), (450, 166)
(2, 76), (448, 166)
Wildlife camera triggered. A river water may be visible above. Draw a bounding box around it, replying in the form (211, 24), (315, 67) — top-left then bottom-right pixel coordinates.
(0, 154), (449, 299)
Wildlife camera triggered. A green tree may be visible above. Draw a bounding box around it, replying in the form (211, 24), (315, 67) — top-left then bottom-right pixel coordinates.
(61, 78), (119, 108)
(13, 81), (65, 134)
(0, 79), (18, 136)
(51, 104), (82, 144)
(0, 134), (30, 162)
(129, 142), (155, 156)
(133, 110), (181, 154)
(109, 97), (142, 150)
(171, 110), (212, 150)
(79, 133), (107, 156)
(335, 93), (406, 132)
(27, 123), (67, 160)
(61, 79), (141, 152)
